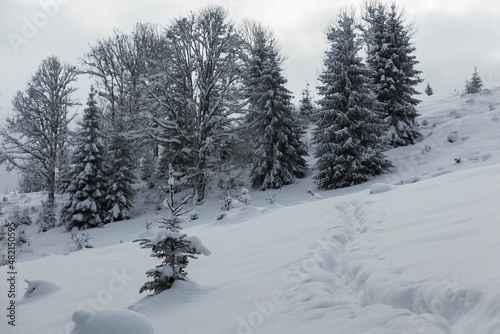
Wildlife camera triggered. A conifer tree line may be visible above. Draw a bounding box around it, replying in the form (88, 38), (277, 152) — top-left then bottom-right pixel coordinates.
(0, 2), (426, 229)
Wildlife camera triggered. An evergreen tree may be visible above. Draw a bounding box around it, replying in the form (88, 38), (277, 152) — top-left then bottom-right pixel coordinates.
(243, 25), (308, 190)
(62, 89), (107, 230)
(313, 11), (392, 190)
(425, 82), (434, 96)
(299, 83), (316, 121)
(104, 127), (135, 223)
(363, 2), (423, 146)
(134, 165), (210, 294)
(37, 200), (56, 232)
(465, 66), (483, 93)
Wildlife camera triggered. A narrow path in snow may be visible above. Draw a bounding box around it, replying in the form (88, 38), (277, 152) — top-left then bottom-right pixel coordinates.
(277, 200), (486, 333)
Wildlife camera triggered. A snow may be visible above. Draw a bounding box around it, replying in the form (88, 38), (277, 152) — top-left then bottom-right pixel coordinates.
(369, 182), (393, 194)
(2, 87), (500, 333)
(21, 279), (60, 299)
(70, 309), (154, 334)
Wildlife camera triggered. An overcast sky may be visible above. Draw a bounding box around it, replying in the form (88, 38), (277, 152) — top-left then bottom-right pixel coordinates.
(0, 0), (499, 190)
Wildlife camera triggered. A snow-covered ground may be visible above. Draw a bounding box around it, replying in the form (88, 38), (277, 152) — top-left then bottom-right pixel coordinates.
(1, 87), (500, 333)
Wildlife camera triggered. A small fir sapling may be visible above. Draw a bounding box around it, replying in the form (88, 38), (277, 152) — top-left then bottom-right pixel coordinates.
(238, 187), (252, 205)
(134, 164), (210, 294)
(216, 191), (234, 220)
(465, 66), (483, 94)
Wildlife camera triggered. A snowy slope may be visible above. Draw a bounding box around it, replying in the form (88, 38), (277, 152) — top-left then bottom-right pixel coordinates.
(1, 88), (500, 333)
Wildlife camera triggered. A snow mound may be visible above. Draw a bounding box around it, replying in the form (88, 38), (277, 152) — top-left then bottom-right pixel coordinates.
(214, 205), (261, 225)
(70, 309), (154, 334)
(369, 183), (393, 194)
(130, 280), (210, 314)
(22, 279), (60, 299)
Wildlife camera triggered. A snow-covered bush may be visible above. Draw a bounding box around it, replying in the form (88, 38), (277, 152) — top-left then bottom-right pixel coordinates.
(0, 218), (30, 261)
(23, 279), (60, 299)
(306, 189), (324, 200)
(67, 232), (93, 252)
(216, 191), (234, 220)
(9, 206), (33, 226)
(134, 164), (210, 294)
(238, 187), (252, 206)
(265, 192), (277, 205)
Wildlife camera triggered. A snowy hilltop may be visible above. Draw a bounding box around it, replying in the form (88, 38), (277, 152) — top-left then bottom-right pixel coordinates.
(1, 86), (500, 333)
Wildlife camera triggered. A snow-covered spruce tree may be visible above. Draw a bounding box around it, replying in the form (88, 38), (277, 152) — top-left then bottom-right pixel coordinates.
(363, 2), (423, 146)
(134, 164), (210, 294)
(62, 88), (107, 230)
(299, 83), (316, 122)
(37, 200), (57, 232)
(465, 66), (483, 93)
(104, 125), (135, 223)
(425, 82), (434, 96)
(313, 10), (392, 190)
(243, 23), (307, 190)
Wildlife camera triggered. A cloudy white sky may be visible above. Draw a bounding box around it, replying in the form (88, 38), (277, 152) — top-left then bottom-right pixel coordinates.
(0, 0), (499, 190)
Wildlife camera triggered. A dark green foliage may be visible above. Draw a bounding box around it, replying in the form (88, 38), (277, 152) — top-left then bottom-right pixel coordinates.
(465, 66), (483, 94)
(104, 129), (135, 223)
(425, 82), (434, 96)
(62, 89), (107, 230)
(244, 26), (308, 190)
(363, 2), (423, 146)
(314, 11), (392, 190)
(134, 165), (205, 294)
(299, 83), (317, 122)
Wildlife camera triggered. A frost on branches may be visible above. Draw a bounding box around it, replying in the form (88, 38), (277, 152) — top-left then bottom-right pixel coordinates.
(62, 89), (108, 230)
(313, 11), (392, 190)
(104, 129), (135, 223)
(362, 2), (422, 146)
(134, 165), (210, 294)
(243, 23), (308, 190)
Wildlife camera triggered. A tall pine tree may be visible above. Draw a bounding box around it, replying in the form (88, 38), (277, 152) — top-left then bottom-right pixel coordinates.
(313, 11), (392, 190)
(104, 125), (135, 223)
(243, 24), (307, 190)
(62, 89), (107, 230)
(363, 2), (423, 146)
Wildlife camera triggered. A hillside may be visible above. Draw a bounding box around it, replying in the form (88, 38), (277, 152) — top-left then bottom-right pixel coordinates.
(1, 87), (500, 333)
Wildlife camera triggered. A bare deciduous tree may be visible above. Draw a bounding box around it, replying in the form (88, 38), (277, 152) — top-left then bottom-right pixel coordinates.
(0, 56), (78, 203)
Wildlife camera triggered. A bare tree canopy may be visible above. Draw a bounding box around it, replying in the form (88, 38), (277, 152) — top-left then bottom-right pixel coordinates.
(0, 56), (78, 202)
